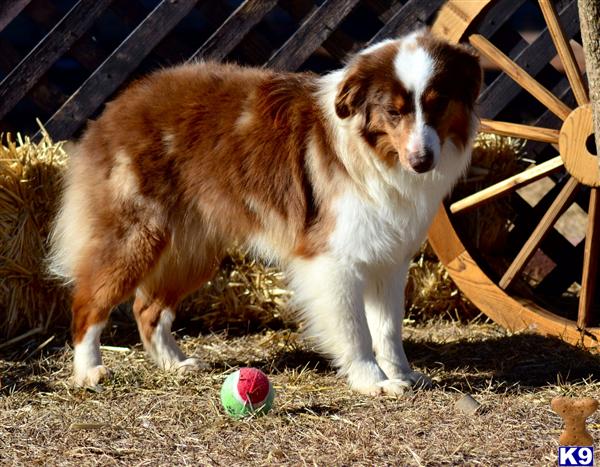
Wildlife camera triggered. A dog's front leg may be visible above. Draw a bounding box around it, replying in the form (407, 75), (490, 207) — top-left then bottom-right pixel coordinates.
(364, 263), (431, 390)
(289, 256), (410, 395)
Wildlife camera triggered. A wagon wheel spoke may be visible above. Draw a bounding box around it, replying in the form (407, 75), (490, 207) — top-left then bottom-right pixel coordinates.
(538, 0), (589, 106)
(479, 119), (560, 144)
(450, 156), (564, 214)
(499, 177), (579, 289)
(577, 188), (600, 328)
(469, 34), (572, 120)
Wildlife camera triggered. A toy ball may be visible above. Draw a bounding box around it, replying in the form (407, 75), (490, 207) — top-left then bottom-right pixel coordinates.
(220, 367), (275, 418)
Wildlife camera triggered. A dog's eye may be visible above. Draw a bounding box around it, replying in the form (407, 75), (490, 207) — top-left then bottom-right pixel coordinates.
(430, 95), (450, 113)
(387, 108), (402, 118)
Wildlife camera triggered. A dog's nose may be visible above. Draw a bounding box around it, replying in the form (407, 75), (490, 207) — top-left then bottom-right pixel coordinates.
(408, 148), (435, 173)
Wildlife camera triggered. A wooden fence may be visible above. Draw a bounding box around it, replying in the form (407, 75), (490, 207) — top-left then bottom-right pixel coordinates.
(1, 0), (579, 141)
(0, 0), (448, 140)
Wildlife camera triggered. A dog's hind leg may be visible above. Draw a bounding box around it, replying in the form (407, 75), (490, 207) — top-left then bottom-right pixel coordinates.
(132, 290), (205, 374)
(133, 245), (218, 374)
(70, 224), (169, 389)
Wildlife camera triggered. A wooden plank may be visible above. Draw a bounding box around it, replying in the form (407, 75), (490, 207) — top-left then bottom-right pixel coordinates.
(194, 0), (273, 65)
(525, 77), (572, 157)
(479, 119), (560, 143)
(499, 190), (582, 298)
(471, 34), (572, 121)
(539, 0), (588, 106)
(431, 0), (492, 43)
(368, 0), (445, 45)
(509, 175), (565, 252)
(319, 30), (356, 62)
(266, 0), (361, 71)
(111, 0), (196, 63)
(539, 0), (589, 105)
(0, 0), (31, 32)
(41, 0), (199, 141)
(499, 176), (579, 289)
(478, 0), (579, 119)
(0, 38), (66, 118)
(278, 0), (353, 63)
(190, 0), (278, 62)
(578, 188), (600, 328)
(476, 0), (526, 37)
(446, 249), (600, 348)
(0, 0), (114, 121)
(25, 0), (108, 71)
(450, 156), (564, 214)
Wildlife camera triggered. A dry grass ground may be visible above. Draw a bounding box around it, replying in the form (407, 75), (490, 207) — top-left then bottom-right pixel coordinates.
(2, 124), (598, 465)
(2, 318), (600, 466)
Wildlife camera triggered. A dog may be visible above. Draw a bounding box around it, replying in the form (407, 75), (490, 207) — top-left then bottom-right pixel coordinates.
(49, 29), (481, 394)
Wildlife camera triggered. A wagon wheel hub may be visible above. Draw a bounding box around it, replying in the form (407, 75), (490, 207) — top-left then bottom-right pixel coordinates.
(559, 104), (600, 187)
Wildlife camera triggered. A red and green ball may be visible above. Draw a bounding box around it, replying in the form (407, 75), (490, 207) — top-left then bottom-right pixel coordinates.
(220, 367), (275, 418)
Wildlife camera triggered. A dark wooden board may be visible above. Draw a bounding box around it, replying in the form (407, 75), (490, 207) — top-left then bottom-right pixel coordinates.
(474, 0), (526, 37)
(368, 0), (445, 44)
(25, 1), (109, 71)
(478, 0), (579, 119)
(41, 0), (199, 141)
(191, 0), (278, 62)
(266, 0), (361, 71)
(0, 0), (31, 32)
(0, 0), (114, 120)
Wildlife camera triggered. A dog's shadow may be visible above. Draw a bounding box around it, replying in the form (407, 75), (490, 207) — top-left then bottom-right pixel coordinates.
(404, 332), (600, 392)
(208, 331), (600, 393)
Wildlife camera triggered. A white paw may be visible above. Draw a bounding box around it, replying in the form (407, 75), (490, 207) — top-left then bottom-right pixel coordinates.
(352, 370), (432, 396)
(346, 360), (388, 395)
(376, 378), (414, 395)
(175, 357), (208, 375)
(72, 365), (112, 389)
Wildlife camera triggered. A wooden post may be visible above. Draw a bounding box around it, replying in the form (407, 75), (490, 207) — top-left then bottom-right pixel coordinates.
(578, 0), (600, 162)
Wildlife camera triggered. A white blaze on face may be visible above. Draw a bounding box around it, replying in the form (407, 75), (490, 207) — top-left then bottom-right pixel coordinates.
(393, 33), (441, 168)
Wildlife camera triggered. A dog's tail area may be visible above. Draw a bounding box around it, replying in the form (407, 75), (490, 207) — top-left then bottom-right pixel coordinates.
(47, 142), (93, 284)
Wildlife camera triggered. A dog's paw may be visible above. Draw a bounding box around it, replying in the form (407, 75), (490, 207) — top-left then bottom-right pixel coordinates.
(353, 371), (432, 396)
(346, 360), (389, 395)
(72, 365), (112, 389)
(176, 357), (208, 375)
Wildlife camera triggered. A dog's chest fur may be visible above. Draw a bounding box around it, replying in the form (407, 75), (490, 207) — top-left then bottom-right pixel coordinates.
(327, 146), (469, 266)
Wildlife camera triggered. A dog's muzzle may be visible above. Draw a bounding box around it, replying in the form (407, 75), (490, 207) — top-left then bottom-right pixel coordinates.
(407, 148), (435, 173)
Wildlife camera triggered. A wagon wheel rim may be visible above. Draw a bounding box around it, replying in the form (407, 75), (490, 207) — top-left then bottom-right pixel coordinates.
(430, 0), (600, 345)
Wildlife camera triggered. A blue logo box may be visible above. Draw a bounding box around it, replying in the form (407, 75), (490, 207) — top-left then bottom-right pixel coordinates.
(559, 446), (594, 466)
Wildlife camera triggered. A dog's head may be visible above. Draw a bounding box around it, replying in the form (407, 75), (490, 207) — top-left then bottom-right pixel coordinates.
(335, 31), (482, 174)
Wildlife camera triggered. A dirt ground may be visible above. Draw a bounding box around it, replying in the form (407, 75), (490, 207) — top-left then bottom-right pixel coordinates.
(2, 318), (600, 467)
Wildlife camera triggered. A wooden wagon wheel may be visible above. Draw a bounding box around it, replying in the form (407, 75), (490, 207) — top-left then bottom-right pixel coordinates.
(429, 0), (600, 346)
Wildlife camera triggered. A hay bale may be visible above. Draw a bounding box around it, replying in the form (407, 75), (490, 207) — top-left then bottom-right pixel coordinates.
(405, 243), (479, 322)
(0, 126), (70, 340)
(180, 250), (295, 332)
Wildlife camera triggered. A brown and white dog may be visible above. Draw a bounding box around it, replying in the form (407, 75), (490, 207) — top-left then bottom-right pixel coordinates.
(49, 30), (481, 394)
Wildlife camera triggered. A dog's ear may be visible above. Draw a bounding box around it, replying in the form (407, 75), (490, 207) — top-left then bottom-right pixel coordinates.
(335, 68), (368, 119)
